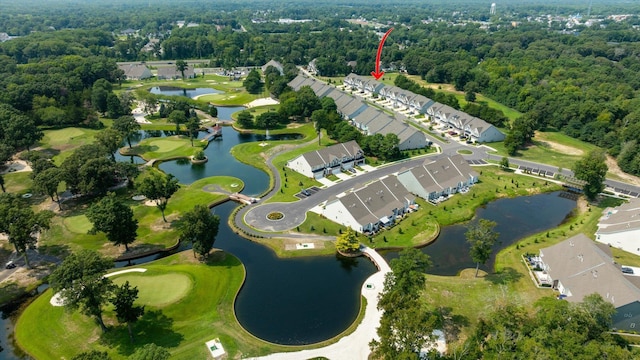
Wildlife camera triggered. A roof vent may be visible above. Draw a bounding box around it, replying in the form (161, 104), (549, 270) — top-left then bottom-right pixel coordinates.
(592, 270), (598, 278)
(578, 254), (583, 262)
(569, 241), (574, 247)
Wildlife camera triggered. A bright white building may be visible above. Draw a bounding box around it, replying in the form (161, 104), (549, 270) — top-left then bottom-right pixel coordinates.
(397, 155), (478, 201)
(321, 175), (415, 233)
(596, 198), (640, 256)
(287, 141), (365, 179)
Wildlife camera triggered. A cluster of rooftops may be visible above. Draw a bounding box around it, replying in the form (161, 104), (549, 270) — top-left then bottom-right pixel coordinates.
(343, 73), (505, 143)
(288, 75), (430, 151)
(292, 141), (478, 233)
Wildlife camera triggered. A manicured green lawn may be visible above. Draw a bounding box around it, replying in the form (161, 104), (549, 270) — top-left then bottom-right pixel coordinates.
(2, 171), (33, 194)
(233, 104), (280, 120)
(457, 149), (473, 155)
(39, 176), (242, 257)
(120, 135), (206, 161)
(111, 273), (192, 307)
(38, 127), (100, 165)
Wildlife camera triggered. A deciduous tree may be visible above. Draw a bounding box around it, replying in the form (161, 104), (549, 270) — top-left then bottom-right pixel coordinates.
(86, 192), (138, 251)
(335, 227), (360, 254)
(129, 344), (170, 360)
(179, 204), (220, 259)
(111, 281), (145, 342)
(465, 219), (499, 277)
(49, 250), (114, 332)
(112, 115), (140, 149)
(95, 128), (123, 162)
(137, 172), (180, 222)
(33, 167), (63, 210)
(572, 150), (608, 201)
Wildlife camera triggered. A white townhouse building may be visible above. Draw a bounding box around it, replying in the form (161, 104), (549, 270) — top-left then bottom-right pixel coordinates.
(321, 175), (415, 233)
(287, 141), (365, 179)
(596, 198), (640, 256)
(397, 155), (478, 201)
(539, 234), (640, 333)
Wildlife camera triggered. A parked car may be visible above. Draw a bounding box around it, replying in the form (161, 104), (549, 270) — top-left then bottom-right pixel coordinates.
(301, 189), (311, 196)
(622, 267), (634, 274)
(5, 261), (16, 269)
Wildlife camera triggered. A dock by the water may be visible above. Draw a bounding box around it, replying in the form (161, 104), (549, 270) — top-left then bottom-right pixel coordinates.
(203, 123), (223, 141)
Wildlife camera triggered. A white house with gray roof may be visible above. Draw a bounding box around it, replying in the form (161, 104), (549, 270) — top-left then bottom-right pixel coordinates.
(539, 234), (640, 332)
(286, 141), (364, 179)
(397, 155), (478, 201)
(596, 198), (640, 256)
(321, 175), (416, 233)
(118, 64), (153, 80)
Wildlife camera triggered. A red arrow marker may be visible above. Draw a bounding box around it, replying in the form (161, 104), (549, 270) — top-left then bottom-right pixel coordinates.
(371, 28), (394, 80)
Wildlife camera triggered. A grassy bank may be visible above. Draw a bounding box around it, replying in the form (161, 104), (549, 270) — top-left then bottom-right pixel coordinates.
(487, 130), (599, 170)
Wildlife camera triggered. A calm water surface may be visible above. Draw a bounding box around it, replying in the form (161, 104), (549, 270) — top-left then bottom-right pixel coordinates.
(383, 191), (577, 275)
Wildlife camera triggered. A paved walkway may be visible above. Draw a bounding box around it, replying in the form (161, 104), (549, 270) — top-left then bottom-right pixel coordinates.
(248, 246), (391, 360)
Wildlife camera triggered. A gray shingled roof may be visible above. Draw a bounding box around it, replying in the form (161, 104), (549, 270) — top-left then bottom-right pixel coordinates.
(540, 234), (640, 307)
(299, 140), (363, 168)
(598, 198), (640, 234)
(338, 175), (412, 226)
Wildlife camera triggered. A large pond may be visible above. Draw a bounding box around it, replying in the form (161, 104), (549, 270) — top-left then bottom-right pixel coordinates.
(383, 191), (577, 275)
(149, 86), (222, 98)
(0, 126), (578, 357)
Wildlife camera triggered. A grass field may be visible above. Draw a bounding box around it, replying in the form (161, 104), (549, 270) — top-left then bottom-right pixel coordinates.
(120, 135), (206, 161)
(40, 175), (242, 257)
(487, 130), (600, 170)
(111, 273), (192, 307)
(2, 171), (33, 194)
(38, 127), (100, 165)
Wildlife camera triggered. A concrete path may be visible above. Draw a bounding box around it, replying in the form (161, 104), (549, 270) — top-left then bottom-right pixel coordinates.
(248, 246), (390, 360)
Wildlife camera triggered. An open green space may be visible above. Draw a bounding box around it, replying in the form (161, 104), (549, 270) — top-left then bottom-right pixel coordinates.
(111, 273), (192, 307)
(40, 175), (241, 256)
(488, 130), (600, 170)
(120, 135), (206, 161)
(232, 104), (280, 120)
(2, 171), (33, 194)
(38, 127), (100, 165)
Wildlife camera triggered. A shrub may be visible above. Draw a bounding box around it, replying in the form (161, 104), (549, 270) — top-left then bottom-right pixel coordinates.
(194, 150), (206, 160)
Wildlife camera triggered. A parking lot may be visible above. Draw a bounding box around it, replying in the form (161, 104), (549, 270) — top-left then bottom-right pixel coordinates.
(295, 186), (322, 199)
